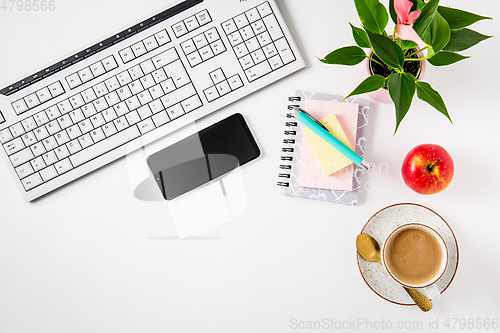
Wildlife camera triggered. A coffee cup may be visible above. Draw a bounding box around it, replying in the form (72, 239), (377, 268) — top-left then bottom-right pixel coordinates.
(381, 223), (448, 301)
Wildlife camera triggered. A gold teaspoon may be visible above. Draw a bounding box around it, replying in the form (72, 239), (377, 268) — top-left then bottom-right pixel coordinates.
(356, 233), (433, 312)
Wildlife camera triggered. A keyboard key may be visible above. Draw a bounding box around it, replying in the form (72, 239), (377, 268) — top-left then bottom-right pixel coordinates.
(119, 47), (135, 63)
(234, 43), (249, 58)
(78, 133), (94, 149)
(89, 127), (105, 143)
(33, 126), (49, 141)
(70, 126), (140, 167)
(193, 34), (208, 49)
(148, 100), (164, 114)
(184, 15), (200, 31)
(67, 139), (82, 154)
(59, 98), (75, 113)
(205, 28), (219, 43)
(0, 128), (13, 144)
(222, 19), (237, 35)
(90, 61), (106, 78)
(16, 162), (34, 179)
(125, 96), (141, 111)
(82, 88), (97, 104)
(69, 94), (85, 109)
(114, 116), (129, 131)
(55, 145), (70, 160)
(31, 156), (46, 172)
(102, 122), (118, 137)
(257, 2), (273, 17)
(90, 113), (105, 128)
(46, 120), (62, 135)
(152, 48), (178, 69)
(239, 55), (255, 70)
(204, 86), (219, 102)
(117, 71), (132, 86)
(215, 81), (231, 97)
(3, 137), (24, 155)
(9, 122), (25, 138)
(102, 56), (118, 72)
(114, 102), (129, 117)
(181, 39), (196, 55)
(210, 69), (225, 84)
(140, 59), (156, 75)
(149, 85), (164, 100)
(275, 37), (295, 64)
(195, 9), (211, 26)
(40, 165), (57, 182)
(245, 60), (272, 82)
(269, 54), (284, 70)
(160, 78), (176, 94)
(245, 37), (260, 52)
(251, 20), (266, 35)
(137, 118), (155, 134)
(240, 26), (255, 41)
(152, 111), (170, 127)
(257, 31), (272, 47)
(137, 90), (153, 105)
(10, 147), (34, 167)
(152, 68), (167, 84)
(93, 82), (109, 97)
(42, 136), (58, 151)
(36, 87), (52, 103)
(117, 86), (132, 101)
(81, 103), (97, 118)
(102, 108), (118, 123)
(125, 111), (140, 125)
(55, 130), (70, 146)
(181, 95), (202, 113)
(45, 105), (61, 120)
(165, 60), (190, 88)
(12, 99), (28, 115)
(264, 15), (284, 41)
(263, 43), (278, 58)
(66, 73), (82, 89)
(245, 8), (260, 23)
(78, 67), (94, 83)
(104, 91), (120, 107)
(128, 65), (144, 80)
(21, 131), (37, 146)
(137, 105), (152, 120)
(154, 29), (171, 46)
(78, 119), (94, 134)
(172, 22), (188, 38)
(235, 13), (250, 28)
(165, 104), (184, 120)
(48, 81), (64, 97)
(34, 111), (49, 126)
(187, 51), (202, 67)
(227, 31), (243, 47)
(93, 97), (109, 112)
(140, 74), (156, 90)
(42, 150), (58, 166)
(24, 93), (40, 109)
(251, 49), (266, 64)
(104, 77), (120, 92)
(54, 158), (73, 175)
(21, 117), (36, 132)
(67, 124), (82, 140)
(21, 172), (43, 191)
(199, 45), (214, 61)
(143, 35), (159, 52)
(228, 74), (244, 90)
(160, 84), (197, 109)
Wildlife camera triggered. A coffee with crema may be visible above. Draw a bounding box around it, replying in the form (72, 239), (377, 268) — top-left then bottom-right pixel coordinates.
(385, 228), (443, 285)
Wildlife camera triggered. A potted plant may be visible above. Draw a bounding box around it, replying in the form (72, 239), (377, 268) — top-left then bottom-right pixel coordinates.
(319, 0), (492, 133)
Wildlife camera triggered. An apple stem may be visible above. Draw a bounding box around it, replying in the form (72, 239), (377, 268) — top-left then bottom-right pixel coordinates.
(427, 159), (441, 171)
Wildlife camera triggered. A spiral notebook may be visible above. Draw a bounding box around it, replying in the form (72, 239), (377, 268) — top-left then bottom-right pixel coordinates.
(277, 90), (370, 205)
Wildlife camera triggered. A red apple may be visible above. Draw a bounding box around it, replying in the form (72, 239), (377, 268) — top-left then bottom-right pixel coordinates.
(401, 144), (454, 195)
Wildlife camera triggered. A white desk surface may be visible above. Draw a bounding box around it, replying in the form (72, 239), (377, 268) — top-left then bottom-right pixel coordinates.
(1, 0), (499, 332)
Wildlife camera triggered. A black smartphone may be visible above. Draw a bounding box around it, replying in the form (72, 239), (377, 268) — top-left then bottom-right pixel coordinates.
(147, 113), (260, 200)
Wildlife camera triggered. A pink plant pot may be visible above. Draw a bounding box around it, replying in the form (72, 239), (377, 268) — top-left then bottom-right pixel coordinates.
(358, 50), (426, 103)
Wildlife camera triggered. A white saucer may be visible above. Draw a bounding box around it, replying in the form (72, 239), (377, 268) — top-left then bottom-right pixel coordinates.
(357, 203), (459, 306)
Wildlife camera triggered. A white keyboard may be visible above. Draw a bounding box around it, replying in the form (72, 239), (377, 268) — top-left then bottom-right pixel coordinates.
(0, 0), (305, 201)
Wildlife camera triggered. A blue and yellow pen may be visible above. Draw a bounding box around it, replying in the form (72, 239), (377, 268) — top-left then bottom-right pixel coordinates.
(291, 107), (371, 171)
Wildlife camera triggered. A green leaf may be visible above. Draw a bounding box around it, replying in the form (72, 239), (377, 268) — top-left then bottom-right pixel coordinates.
(387, 72), (416, 134)
(438, 6), (492, 30)
(354, 0), (389, 35)
(401, 40), (418, 51)
(416, 81), (452, 123)
(350, 23), (371, 48)
(413, 0), (440, 36)
(422, 12), (450, 53)
(319, 46), (367, 66)
(444, 28), (492, 52)
(366, 30), (405, 69)
(345, 74), (386, 99)
(427, 51), (470, 66)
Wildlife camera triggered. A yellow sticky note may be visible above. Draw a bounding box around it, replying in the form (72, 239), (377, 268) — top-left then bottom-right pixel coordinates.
(303, 113), (354, 175)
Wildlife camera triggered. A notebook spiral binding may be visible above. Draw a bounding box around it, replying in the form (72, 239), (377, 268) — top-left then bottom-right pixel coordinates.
(277, 96), (301, 187)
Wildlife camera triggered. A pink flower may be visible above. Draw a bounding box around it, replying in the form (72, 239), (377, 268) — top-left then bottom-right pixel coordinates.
(394, 0), (427, 47)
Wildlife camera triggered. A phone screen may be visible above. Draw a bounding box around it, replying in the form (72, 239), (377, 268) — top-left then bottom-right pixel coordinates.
(147, 113), (260, 200)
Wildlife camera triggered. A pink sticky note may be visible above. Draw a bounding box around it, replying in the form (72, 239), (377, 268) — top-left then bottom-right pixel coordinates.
(298, 100), (359, 191)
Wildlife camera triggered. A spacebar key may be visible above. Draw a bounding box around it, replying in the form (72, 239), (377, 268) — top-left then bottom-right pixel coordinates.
(70, 126), (141, 167)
